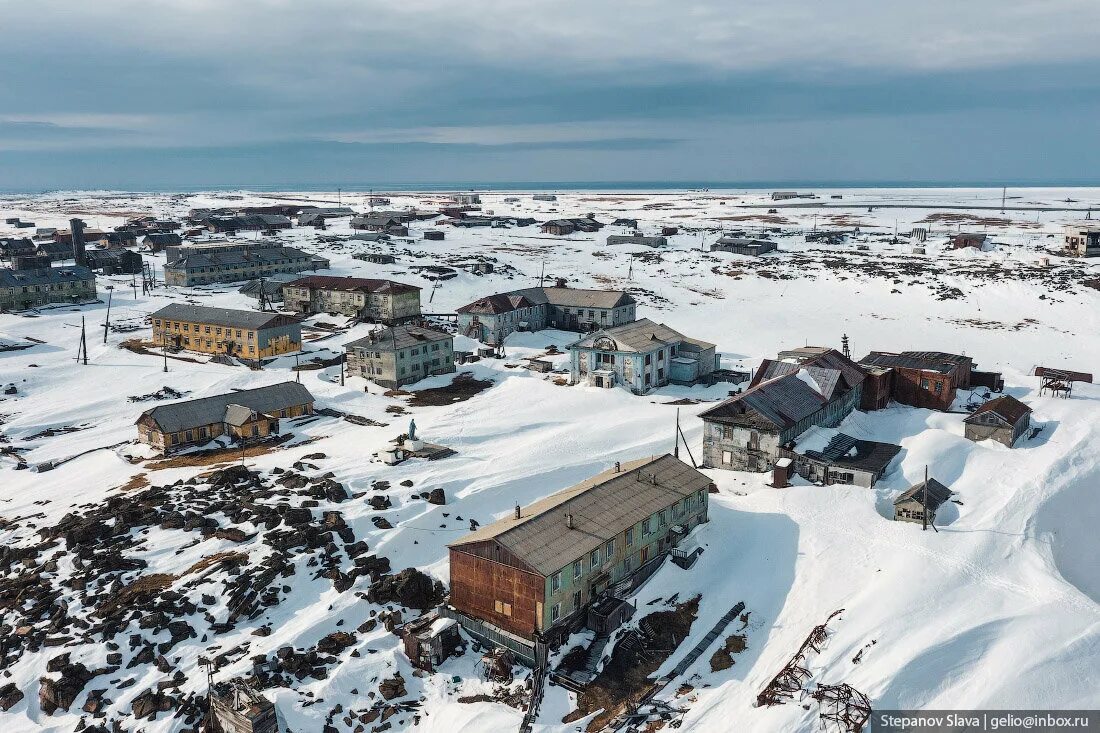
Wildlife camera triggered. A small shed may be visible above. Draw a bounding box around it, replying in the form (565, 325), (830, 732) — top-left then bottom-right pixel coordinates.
(712, 237), (778, 256)
(893, 478), (952, 525)
(423, 230), (445, 241)
(963, 395), (1031, 447)
(401, 610), (462, 672)
(207, 679), (278, 733)
(527, 358), (553, 373)
(772, 457), (793, 488)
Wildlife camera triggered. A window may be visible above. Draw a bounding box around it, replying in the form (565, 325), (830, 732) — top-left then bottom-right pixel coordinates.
(551, 572), (561, 592)
(659, 511), (667, 527)
(722, 425), (734, 440)
(722, 450), (733, 465)
(495, 600), (512, 616)
(626, 527), (633, 546)
(551, 603), (561, 622)
(624, 555), (632, 573)
(605, 539), (614, 558)
(920, 378), (929, 388)
(642, 516), (653, 536)
(591, 550), (600, 568)
(184, 430), (193, 442)
(572, 591), (581, 610)
(573, 560), (582, 579)
(644, 354), (652, 366)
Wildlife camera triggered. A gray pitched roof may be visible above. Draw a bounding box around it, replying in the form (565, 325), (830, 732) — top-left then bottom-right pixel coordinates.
(859, 351), (971, 375)
(449, 455), (711, 576)
(165, 245), (312, 272)
(799, 432), (902, 473)
(137, 382), (314, 433)
(457, 286), (633, 314)
(700, 372), (827, 431)
(0, 265), (94, 288)
(344, 324), (452, 352)
(569, 318), (713, 353)
(150, 303), (296, 331)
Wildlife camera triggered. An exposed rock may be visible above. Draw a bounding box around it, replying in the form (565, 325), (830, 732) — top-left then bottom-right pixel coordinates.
(378, 673), (406, 701)
(367, 568), (444, 610)
(427, 489), (446, 506)
(0, 683), (24, 711)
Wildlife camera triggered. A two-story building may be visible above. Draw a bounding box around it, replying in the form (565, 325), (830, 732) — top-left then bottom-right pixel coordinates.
(344, 324), (455, 388)
(135, 381), (314, 454)
(701, 349), (866, 472)
(457, 286), (636, 345)
(149, 303), (301, 359)
(1063, 222), (1100, 257)
(163, 241), (328, 286)
(447, 454), (711, 661)
(282, 275), (421, 324)
(568, 318), (717, 393)
(0, 262), (97, 311)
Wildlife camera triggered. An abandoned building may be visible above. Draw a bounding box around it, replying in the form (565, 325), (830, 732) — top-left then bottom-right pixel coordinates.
(540, 217), (604, 236)
(0, 237), (36, 261)
(84, 248), (143, 275)
(786, 426), (901, 488)
(606, 234), (668, 247)
(400, 609), (462, 672)
(205, 679), (278, 733)
(136, 381), (314, 453)
(163, 241), (328, 286)
(858, 350), (976, 411)
(238, 272), (299, 303)
(948, 232), (993, 250)
(36, 240), (79, 262)
(963, 395), (1032, 447)
(568, 318), (717, 393)
(344, 324), (455, 388)
(446, 454), (711, 661)
(197, 213), (293, 233)
(282, 275), (421, 323)
(1063, 222), (1100, 257)
(701, 349), (866, 472)
(454, 193), (482, 205)
(532, 194), (557, 201)
(142, 232), (183, 251)
(893, 478), (952, 525)
(150, 304), (302, 358)
(0, 261), (97, 311)
(350, 215), (409, 235)
(711, 236), (778, 256)
(296, 206), (355, 226)
(457, 286), (636, 345)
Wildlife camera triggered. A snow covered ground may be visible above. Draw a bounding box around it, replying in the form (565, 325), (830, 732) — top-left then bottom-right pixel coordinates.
(1, 187), (1099, 732)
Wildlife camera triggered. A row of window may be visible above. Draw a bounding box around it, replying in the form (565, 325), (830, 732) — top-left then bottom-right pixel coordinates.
(12, 280), (93, 293)
(154, 320), (252, 339)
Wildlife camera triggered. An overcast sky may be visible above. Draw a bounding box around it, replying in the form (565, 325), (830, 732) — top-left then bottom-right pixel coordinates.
(1, 0), (1099, 190)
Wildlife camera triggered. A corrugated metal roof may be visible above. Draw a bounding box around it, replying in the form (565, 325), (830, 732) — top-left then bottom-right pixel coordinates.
(457, 286), (633, 314)
(859, 351), (970, 375)
(449, 455), (711, 576)
(0, 265), (93, 287)
(285, 275), (419, 295)
(137, 382), (314, 433)
(700, 372), (827, 430)
(568, 318), (714, 353)
(150, 303), (294, 331)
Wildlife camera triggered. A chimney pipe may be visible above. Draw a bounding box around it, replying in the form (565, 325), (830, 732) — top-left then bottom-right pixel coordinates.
(614, 461), (621, 473)
(566, 513), (574, 529)
(514, 504), (521, 520)
(70, 218), (87, 267)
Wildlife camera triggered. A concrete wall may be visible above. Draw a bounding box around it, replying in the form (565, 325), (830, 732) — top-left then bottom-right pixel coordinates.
(348, 337), (455, 388)
(0, 277), (97, 311)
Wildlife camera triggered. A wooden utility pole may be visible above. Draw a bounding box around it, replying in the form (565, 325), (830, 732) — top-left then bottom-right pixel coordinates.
(340, 352), (345, 386)
(674, 408), (680, 459)
(102, 285), (114, 344)
(78, 317), (88, 365)
(922, 465), (929, 531)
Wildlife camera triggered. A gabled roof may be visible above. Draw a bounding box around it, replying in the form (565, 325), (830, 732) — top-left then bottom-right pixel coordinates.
(894, 478), (952, 509)
(344, 324), (452, 352)
(137, 382), (314, 433)
(0, 265), (93, 287)
(569, 318), (713, 353)
(150, 303), (297, 331)
(965, 395), (1031, 426)
(449, 455), (711, 576)
(795, 427), (902, 473)
(285, 275), (420, 295)
(755, 348), (867, 392)
(700, 372), (827, 431)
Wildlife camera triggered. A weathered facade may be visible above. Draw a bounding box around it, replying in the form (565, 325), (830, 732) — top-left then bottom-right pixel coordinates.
(135, 381), (314, 453)
(786, 426), (901, 488)
(282, 275), (421, 323)
(458, 286), (636, 345)
(858, 351), (974, 411)
(701, 349), (866, 472)
(711, 237), (778, 256)
(1063, 222), (1100, 257)
(448, 455), (711, 649)
(164, 241), (327, 287)
(150, 303), (301, 358)
(568, 318), (717, 393)
(894, 478), (952, 524)
(605, 234), (667, 247)
(344, 324), (455, 388)
(207, 679), (278, 733)
(963, 395), (1031, 447)
(0, 263), (96, 311)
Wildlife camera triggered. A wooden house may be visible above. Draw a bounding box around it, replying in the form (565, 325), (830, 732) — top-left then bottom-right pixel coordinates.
(135, 382), (314, 453)
(963, 395), (1031, 447)
(893, 478), (952, 524)
(858, 351), (974, 411)
(207, 679), (278, 733)
(701, 349), (866, 472)
(344, 324), (455, 388)
(150, 304), (301, 358)
(400, 609), (462, 672)
(711, 237), (777, 256)
(447, 455), (711, 659)
(282, 275), (421, 324)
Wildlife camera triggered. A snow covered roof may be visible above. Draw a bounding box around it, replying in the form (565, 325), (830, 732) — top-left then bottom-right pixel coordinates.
(859, 350), (971, 375)
(965, 395), (1031, 426)
(137, 382), (314, 433)
(284, 275), (419, 295)
(700, 372), (827, 431)
(795, 429), (902, 473)
(449, 454), (711, 576)
(568, 318), (714, 354)
(894, 478), (952, 509)
(344, 324), (452, 352)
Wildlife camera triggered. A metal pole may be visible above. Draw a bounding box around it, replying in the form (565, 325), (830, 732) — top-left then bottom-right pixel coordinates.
(922, 465), (928, 531)
(340, 352), (345, 386)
